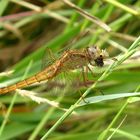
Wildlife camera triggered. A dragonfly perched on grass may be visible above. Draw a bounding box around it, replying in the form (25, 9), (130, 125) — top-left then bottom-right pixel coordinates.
(0, 45), (108, 94)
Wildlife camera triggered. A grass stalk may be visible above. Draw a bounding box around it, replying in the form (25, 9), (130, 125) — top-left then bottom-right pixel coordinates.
(97, 101), (128, 140)
(28, 96), (64, 140)
(28, 107), (56, 140)
(0, 0), (9, 16)
(104, 0), (139, 16)
(0, 61), (33, 137)
(40, 35), (140, 139)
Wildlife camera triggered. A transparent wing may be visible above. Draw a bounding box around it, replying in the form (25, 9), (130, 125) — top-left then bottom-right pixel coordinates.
(42, 67), (93, 98)
(41, 30), (91, 96)
(41, 47), (58, 70)
(41, 46), (71, 70)
(42, 30), (90, 70)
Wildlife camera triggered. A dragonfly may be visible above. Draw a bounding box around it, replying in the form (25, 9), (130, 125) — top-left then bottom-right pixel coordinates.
(0, 46), (108, 94)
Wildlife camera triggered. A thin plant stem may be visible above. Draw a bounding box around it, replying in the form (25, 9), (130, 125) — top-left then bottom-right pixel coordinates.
(40, 36), (140, 139)
(97, 101), (128, 140)
(28, 95), (64, 140)
(0, 61), (33, 137)
(0, 0), (9, 16)
(104, 0), (139, 16)
(62, 0), (111, 32)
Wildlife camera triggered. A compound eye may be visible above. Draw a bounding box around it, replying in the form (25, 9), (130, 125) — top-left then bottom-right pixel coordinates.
(100, 55), (103, 58)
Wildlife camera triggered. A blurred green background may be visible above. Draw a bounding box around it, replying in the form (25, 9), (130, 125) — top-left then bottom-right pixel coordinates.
(0, 0), (140, 140)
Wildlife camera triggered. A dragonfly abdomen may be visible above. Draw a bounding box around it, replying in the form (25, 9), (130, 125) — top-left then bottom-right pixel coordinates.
(0, 76), (38, 94)
(0, 65), (58, 94)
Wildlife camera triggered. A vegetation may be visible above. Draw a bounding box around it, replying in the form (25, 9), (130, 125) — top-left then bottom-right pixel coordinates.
(0, 0), (140, 140)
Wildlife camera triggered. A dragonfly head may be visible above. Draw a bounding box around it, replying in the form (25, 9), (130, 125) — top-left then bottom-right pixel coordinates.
(87, 46), (109, 67)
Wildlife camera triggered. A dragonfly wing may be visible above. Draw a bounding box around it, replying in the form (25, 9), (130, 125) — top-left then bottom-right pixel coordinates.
(42, 68), (90, 97)
(42, 30), (90, 70)
(42, 46), (72, 71)
(41, 47), (58, 70)
(40, 72), (69, 97)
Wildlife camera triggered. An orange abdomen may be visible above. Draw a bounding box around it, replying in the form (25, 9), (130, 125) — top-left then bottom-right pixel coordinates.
(0, 66), (57, 94)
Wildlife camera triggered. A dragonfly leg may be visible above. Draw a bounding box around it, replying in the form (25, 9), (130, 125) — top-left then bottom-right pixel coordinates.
(87, 65), (95, 78)
(81, 67), (89, 87)
(112, 57), (118, 61)
(94, 88), (104, 95)
(86, 66), (104, 95)
(100, 90), (104, 95)
(72, 68), (89, 102)
(47, 48), (56, 61)
(78, 89), (89, 104)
